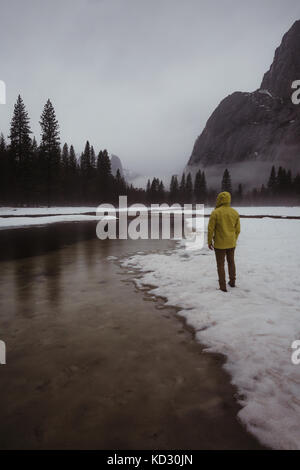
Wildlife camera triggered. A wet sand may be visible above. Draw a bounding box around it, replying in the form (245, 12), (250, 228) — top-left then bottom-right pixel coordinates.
(0, 222), (263, 449)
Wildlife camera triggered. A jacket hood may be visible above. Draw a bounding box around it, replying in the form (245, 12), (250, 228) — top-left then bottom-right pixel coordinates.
(216, 191), (231, 208)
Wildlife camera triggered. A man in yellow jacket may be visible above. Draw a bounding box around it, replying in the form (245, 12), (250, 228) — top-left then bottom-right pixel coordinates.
(207, 191), (240, 292)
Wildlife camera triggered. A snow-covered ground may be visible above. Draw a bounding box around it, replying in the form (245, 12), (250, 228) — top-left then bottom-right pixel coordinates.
(0, 214), (115, 229)
(1, 205), (300, 217)
(230, 206), (300, 217)
(122, 217), (300, 449)
(0, 206), (96, 216)
(0, 206), (299, 230)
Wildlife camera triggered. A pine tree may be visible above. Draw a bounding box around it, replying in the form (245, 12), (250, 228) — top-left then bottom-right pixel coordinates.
(62, 143), (69, 170)
(69, 145), (78, 202)
(80, 141), (91, 201)
(194, 170), (202, 201)
(90, 146), (96, 169)
(179, 173), (186, 203)
(146, 179), (151, 204)
(221, 168), (232, 193)
(150, 177), (159, 203)
(200, 171), (207, 203)
(97, 149), (112, 202)
(194, 170), (208, 203)
(169, 175), (179, 203)
(267, 166), (277, 195)
(69, 145), (77, 171)
(39, 99), (61, 205)
(9, 95), (32, 203)
(89, 146), (97, 201)
(61, 143), (69, 203)
(277, 166), (286, 195)
(186, 172), (193, 203)
(114, 168), (127, 200)
(158, 180), (165, 203)
(9, 95), (32, 162)
(0, 133), (8, 203)
(30, 137), (40, 203)
(0, 133), (6, 153)
(80, 140), (91, 173)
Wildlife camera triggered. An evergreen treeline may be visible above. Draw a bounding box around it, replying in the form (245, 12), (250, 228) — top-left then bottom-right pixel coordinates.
(230, 165), (300, 205)
(212, 166), (300, 205)
(146, 165), (300, 206)
(1, 96), (300, 207)
(0, 95), (140, 206)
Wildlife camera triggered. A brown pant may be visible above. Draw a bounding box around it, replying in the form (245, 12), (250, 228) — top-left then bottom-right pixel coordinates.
(214, 248), (236, 290)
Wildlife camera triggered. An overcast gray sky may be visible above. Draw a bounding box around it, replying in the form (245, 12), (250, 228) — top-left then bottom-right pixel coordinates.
(1, 0), (300, 176)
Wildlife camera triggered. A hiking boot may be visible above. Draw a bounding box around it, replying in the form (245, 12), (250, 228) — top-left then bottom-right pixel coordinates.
(228, 281), (235, 288)
(220, 287), (227, 292)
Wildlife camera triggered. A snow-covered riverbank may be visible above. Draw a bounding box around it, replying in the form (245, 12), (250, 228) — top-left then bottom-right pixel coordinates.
(122, 217), (300, 449)
(1, 205), (300, 217)
(1, 206), (300, 229)
(0, 206), (97, 216)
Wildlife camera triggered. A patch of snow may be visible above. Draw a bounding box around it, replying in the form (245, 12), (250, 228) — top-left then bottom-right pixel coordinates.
(0, 207), (97, 216)
(1, 206), (300, 218)
(207, 207), (300, 217)
(0, 214), (116, 229)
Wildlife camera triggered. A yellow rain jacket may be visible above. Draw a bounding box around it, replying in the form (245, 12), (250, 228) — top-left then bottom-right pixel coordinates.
(207, 192), (240, 249)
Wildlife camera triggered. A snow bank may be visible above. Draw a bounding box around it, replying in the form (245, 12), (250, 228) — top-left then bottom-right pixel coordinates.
(0, 207), (97, 216)
(122, 218), (300, 449)
(0, 214), (116, 229)
(231, 206), (300, 217)
(1, 206), (300, 217)
(151, 206), (300, 217)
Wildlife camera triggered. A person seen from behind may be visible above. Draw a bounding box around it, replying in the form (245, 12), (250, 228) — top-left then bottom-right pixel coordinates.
(207, 191), (240, 292)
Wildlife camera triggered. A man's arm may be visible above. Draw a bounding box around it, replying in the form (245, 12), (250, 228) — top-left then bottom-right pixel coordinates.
(235, 215), (240, 240)
(207, 211), (216, 249)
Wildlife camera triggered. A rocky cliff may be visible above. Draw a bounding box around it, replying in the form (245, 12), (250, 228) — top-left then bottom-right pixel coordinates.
(110, 154), (124, 178)
(187, 20), (300, 187)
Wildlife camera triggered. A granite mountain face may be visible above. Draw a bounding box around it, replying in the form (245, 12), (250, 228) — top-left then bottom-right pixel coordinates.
(187, 20), (300, 188)
(110, 154), (124, 178)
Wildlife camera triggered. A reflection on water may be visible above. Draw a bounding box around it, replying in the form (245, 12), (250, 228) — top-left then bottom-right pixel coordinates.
(0, 221), (175, 320)
(0, 221), (97, 262)
(14, 257), (35, 317)
(44, 249), (62, 308)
